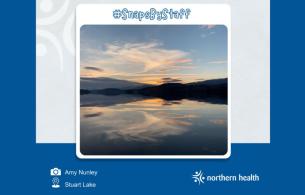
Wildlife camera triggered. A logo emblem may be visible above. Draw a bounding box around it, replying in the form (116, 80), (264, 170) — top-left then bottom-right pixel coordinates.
(192, 170), (205, 185)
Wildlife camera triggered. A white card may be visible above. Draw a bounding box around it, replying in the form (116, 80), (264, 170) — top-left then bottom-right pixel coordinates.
(76, 4), (231, 158)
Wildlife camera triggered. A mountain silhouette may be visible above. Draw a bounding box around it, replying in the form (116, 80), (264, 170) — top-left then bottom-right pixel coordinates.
(80, 77), (152, 90)
(81, 78), (227, 104)
(126, 78), (227, 101)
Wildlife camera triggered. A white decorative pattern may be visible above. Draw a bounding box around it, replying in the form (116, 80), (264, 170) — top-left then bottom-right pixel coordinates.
(36, 0), (73, 72)
(36, 0), (77, 143)
(37, 0), (70, 25)
(63, 13), (75, 55)
(37, 29), (64, 71)
(40, 0), (53, 13)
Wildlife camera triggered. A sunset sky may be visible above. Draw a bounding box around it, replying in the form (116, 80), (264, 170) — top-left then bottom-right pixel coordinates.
(80, 25), (227, 85)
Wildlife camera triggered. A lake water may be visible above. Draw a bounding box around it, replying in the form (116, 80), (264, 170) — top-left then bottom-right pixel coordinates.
(80, 95), (227, 155)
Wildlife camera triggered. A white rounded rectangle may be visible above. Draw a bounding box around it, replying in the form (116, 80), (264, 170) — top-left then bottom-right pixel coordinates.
(76, 4), (231, 159)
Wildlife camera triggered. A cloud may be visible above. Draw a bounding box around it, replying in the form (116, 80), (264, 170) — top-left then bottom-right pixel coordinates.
(207, 25), (216, 29)
(200, 25), (216, 29)
(83, 112), (103, 118)
(200, 25), (217, 39)
(208, 60), (227, 64)
(115, 73), (204, 85)
(201, 31), (216, 38)
(99, 41), (192, 72)
(80, 67), (119, 78)
(162, 77), (182, 83)
(80, 41), (224, 83)
(84, 66), (104, 72)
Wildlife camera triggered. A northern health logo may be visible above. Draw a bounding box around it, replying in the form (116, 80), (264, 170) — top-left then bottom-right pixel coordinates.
(192, 170), (205, 185)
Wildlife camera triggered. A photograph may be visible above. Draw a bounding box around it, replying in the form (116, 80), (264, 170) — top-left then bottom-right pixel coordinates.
(79, 25), (228, 156)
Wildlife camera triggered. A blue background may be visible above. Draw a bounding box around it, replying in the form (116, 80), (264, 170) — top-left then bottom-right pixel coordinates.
(1, 0), (304, 194)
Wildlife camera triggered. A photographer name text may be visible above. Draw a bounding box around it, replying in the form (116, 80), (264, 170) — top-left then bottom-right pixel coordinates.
(64, 169), (98, 176)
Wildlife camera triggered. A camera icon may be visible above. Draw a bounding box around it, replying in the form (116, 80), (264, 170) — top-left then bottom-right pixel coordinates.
(50, 168), (61, 176)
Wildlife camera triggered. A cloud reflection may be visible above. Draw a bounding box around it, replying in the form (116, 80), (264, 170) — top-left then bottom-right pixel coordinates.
(81, 107), (193, 142)
(209, 119), (227, 126)
(80, 98), (226, 144)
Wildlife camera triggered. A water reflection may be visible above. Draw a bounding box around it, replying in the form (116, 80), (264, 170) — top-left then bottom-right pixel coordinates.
(80, 95), (227, 155)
